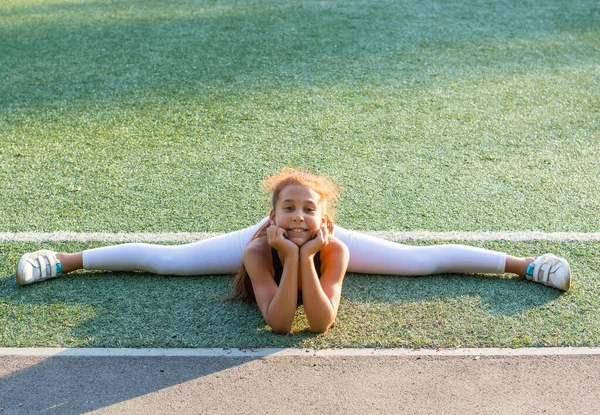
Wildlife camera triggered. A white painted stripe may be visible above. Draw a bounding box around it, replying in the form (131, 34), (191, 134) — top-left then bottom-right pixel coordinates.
(1, 347), (600, 357)
(370, 231), (600, 242)
(1, 231), (600, 243)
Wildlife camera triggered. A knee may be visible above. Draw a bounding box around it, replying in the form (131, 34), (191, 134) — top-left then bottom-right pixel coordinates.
(417, 244), (466, 275)
(408, 254), (441, 275)
(400, 245), (464, 275)
(142, 248), (179, 275)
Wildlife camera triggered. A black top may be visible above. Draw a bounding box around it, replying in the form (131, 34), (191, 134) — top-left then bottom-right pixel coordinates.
(271, 248), (322, 304)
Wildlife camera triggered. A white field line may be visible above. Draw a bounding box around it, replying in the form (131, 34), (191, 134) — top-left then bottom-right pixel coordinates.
(1, 231), (600, 243)
(1, 347), (600, 357)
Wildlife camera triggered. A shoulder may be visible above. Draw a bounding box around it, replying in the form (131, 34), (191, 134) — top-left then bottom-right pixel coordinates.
(321, 236), (349, 257)
(317, 236), (348, 287)
(243, 236), (272, 268)
(244, 236), (270, 256)
(320, 236), (349, 263)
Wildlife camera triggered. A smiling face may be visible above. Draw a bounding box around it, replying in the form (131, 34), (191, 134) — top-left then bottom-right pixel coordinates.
(270, 184), (326, 246)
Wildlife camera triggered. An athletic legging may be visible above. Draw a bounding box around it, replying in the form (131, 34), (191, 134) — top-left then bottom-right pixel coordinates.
(82, 218), (506, 276)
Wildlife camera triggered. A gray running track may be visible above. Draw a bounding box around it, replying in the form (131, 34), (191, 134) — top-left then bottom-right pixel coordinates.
(2, 352), (600, 414)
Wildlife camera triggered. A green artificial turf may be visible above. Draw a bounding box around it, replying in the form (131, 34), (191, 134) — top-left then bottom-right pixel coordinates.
(1, 0), (598, 233)
(1, 0), (599, 348)
(1, 240), (598, 348)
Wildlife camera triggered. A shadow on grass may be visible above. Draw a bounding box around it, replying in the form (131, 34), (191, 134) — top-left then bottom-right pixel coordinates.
(342, 272), (562, 316)
(0, 270), (317, 349)
(2, 0), (598, 109)
(0, 269), (562, 350)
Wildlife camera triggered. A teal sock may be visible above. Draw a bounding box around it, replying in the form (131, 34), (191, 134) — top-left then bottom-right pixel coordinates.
(525, 263), (535, 278)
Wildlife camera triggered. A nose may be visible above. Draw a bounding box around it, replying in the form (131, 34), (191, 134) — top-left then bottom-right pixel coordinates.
(292, 212), (304, 222)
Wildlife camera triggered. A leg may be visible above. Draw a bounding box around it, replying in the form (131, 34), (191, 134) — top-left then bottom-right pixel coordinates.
(333, 226), (507, 275)
(80, 217), (269, 275)
(61, 238), (530, 276)
(333, 226), (570, 290)
(505, 255), (535, 277)
(16, 218), (269, 285)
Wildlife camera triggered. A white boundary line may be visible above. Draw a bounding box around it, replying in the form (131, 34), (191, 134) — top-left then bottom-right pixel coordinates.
(2, 231), (600, 243)
(1, 347), (600, 357)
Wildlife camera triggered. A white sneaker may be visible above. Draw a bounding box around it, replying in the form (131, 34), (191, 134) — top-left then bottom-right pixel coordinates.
(16, 250), (62, 286)
(525, 254), (571, 291)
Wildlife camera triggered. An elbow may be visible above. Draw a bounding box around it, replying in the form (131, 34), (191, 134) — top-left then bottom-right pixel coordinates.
(308, 320), (334, 334)
(268, 322), (293, 335)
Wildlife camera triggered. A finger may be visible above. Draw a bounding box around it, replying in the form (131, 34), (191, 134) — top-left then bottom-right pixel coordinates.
(277, 229), (286, 240)
(310, 229), (320, 239)
(312, 229), (324, 246)
(267, 227), (279, 244)
(321, 231), (328, 246)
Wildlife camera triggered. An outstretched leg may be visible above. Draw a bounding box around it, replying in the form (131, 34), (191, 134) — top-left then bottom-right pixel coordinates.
(16, 218), (269, 285)
(333, 226), (506, 275)
(80, 218), (269, 275)
(332, 226), (571, 290)
(79, 221), (506, 276)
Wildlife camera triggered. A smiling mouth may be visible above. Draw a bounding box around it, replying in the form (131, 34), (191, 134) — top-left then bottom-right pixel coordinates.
(287, 228), (308, 233)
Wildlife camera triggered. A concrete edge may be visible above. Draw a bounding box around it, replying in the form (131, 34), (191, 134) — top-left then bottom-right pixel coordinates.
(1, 347), (600, 358)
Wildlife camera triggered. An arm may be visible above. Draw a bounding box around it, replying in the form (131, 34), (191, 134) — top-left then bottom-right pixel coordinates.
(299, 229), (349, 333)
(244, 232), (300, 334)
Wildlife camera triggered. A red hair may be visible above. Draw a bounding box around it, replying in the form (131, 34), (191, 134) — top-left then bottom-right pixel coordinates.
(225, 168), (342, 303)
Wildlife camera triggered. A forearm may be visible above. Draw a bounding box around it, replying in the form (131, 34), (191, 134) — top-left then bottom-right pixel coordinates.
(299, 254), (336, 333)
(265, 253), (299, 333)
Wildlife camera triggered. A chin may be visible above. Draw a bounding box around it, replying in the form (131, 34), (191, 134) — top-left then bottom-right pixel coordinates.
(289, 238), (309, 247)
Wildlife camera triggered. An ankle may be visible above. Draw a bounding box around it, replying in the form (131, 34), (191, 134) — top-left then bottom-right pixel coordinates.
(55, 252), (83, 274)
(505, 256), (534, 277)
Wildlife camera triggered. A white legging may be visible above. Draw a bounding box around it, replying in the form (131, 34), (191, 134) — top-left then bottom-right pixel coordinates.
(82, 218), (506, 276)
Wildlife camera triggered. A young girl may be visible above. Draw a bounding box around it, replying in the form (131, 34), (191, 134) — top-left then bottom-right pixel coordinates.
(16, 168), (571, 334)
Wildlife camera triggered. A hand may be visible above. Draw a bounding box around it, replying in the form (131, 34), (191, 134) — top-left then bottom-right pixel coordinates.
(300, 223), (329, 257)
(267, 221), (299, 258)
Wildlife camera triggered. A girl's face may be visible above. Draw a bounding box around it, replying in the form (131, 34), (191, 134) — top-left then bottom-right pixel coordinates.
(270, 184), (326, 247)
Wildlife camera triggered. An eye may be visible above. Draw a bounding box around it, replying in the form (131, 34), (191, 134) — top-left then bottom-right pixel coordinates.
(283, 206), (294, 211)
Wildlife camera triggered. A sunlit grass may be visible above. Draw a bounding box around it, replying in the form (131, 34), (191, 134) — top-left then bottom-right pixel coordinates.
(1, 241), (598, 348)
(1, 0), (598, 348)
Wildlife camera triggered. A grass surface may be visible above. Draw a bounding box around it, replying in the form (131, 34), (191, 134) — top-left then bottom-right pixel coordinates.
(1, 0), (599, 233)
(1, 240), (599, 348)
(1, 0), (599, 348)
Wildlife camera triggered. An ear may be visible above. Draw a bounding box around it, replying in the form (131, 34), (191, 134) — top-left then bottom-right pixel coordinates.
(269, 210), (276, 224)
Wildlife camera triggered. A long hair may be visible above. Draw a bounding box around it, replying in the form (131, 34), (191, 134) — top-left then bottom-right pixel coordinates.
(225, 168), (341, 304)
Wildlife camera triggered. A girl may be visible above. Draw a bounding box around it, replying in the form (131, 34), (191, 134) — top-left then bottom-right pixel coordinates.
(16, 168), (571, 334)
